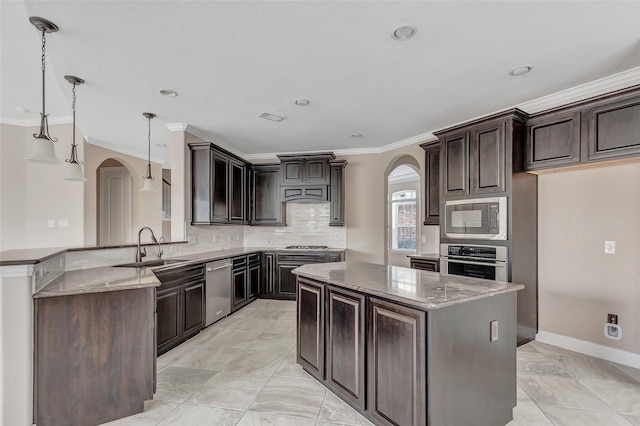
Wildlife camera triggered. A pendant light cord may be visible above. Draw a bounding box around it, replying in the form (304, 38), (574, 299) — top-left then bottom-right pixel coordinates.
(34, 28), (57, 142)
(145, 115), (153, 179)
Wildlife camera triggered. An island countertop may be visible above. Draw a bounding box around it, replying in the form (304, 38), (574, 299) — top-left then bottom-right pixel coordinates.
(292, 261), (523, 310)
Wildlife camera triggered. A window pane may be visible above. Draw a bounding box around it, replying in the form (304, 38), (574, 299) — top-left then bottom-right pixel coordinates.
(391, 198), (416, 251)
(392, 190), (416, 201)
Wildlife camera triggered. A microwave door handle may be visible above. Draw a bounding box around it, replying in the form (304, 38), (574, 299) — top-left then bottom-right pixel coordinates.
(442, 259), (507, 268)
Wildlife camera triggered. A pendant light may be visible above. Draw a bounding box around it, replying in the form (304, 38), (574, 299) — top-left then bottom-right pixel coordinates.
(141, 112), (157, 192)
(26, 17), (59, 163)
(63, 75), (87, 181)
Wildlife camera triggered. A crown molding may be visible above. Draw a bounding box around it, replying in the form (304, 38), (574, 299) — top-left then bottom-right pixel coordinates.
(0, 115), (73, 127)
(86, 137), (165, 166)
(166, 123), (188, 132)
(183, 125), (247, 160)
(517, 66), (640, 114)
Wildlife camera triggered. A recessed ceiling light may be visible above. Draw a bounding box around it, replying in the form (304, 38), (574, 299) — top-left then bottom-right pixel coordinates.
(294, 99), (310, 106)
(160, 89), (178, 97)
(155, 143), (168, 148)
(391, 25), (416, 41)
(509, 65), (532, 76)
(259, 112), (286, 122)
(350, 133), (363, 138)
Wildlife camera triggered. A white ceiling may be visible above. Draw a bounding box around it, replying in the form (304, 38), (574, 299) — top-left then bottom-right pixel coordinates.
(2, 1), (640, 168)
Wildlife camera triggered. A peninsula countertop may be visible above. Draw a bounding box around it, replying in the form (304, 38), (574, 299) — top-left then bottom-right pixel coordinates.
(292, 261), (523, 310)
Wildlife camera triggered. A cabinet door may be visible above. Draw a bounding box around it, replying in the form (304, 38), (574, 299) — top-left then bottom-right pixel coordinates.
(368, 298), (426, 426)
(326, 287), (365, 410)
(296, 278), (325, 380)
(470, 121), (506, 194)
(583, 93), (640, 162)
(526, 111), (581, 171)
(232, 268), (248, 311)
(156, 285), (181, 355)
(211, 153), (230, 222)
(251, 165), (285, 226)
(261, 252), (276, 296)
(423, 143), (440, 224)
(191, 147), (212, 224)
(229, 159), (246, 222)
(281, 159), (304, 184)
(441, 132), (469, 197)
(277, 263), (299, 300)
(248, 263), (260, 299)
(183, 281), (205, 338)
(329, 162), (346, 226)
(305, 159), (330, 184)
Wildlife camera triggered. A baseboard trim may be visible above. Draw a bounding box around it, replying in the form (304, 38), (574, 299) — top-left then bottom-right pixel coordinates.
(536, 331), (640, 369)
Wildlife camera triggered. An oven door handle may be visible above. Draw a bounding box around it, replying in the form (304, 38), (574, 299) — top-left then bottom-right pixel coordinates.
(440, 258), (507, 268)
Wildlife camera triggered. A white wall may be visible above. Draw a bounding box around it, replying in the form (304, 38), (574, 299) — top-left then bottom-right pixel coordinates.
(538, 162), (640, 355)
(0, 123), (84, 250)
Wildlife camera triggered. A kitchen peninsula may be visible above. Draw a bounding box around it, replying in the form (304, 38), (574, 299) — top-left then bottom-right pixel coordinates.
(293, 261), (524, 426)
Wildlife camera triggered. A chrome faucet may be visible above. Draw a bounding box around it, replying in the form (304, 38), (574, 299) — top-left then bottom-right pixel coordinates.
(158, 236), (165, 259)
(136, 227), (158, 263)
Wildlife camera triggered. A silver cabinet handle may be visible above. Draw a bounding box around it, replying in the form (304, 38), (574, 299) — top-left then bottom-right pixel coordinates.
(440, 259), (506, 268)
(207, 263), (232, 272)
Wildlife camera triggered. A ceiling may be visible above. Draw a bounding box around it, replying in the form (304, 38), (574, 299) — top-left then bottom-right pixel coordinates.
(2, 1), (640, 168)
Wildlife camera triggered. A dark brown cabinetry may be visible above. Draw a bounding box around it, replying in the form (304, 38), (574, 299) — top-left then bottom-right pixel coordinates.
(420, 141), (440, 224)
(261, 251), (276, 296)
(436, 110), (527, 198)
(409, 256), (440, 272)
(526, 111), (581, 170)
(189, 142), (249, 225)
(278, 153), (334, 186)
(232, 254), (261, 312)
(296, 277), (325, 379)
(368, 297), (426, 426)
(250, 164), (286, 226)
(329, 160), (347, 226)
(154, 264), (206, 355)
(276, 252), (342, 300)
(326, 286), (366, 410)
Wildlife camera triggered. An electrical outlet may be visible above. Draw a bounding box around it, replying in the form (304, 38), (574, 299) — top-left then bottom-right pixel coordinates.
(188, 236), (197, 245)
(490, 320), (499, 342)
(58, 219), (69, 228)
(169, 246), (178, 253)
(604, 241), (616, 254)
(607, 313), (618, 324)
(421, 235), (427, 244)
(604, 323), (622, 340)
(47, 219), (56, 228)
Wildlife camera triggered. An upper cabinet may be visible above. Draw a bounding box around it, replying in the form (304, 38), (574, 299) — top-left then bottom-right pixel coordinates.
(189, 142), (249, 225)
(435, 109), (527, 199)
(278, 153), (334, 186)
(420, 141), (440, 225)
(250, 164), (286, 226)
(526, 87), (640, 172)
(329, 160), (347, 226)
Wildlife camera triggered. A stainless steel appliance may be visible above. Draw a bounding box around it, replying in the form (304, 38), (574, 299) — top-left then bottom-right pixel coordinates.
(205, 260), (232, 326)
(444, 196), (507, 240)
(440, 243), (508, 282)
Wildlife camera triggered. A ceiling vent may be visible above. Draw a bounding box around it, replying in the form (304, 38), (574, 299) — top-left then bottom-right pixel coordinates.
(258, 112), (286, 122)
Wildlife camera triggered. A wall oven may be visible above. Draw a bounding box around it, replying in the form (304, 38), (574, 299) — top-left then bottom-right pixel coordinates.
(440, 243), (508, 282)
(444, 197), (507, 240)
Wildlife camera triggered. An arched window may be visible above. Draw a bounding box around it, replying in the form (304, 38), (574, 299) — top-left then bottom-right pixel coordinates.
(390, 189), (417, 252)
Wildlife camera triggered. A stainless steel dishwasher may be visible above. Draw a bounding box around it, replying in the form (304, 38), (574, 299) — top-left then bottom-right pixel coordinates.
(205, 259), (232, 326)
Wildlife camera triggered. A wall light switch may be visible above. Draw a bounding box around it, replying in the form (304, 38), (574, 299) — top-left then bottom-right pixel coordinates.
(58, 219), (69, 228)
(421, 235), (427, 244)
(188, 236), (197, 245)
(490, 320), (499, 342)
(47, 219), (56, 228)
(604, 241), (616, 255)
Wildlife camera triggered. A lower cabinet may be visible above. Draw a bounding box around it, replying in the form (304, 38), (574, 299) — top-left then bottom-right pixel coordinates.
(155, 264), (206, 356)
(273, 252), (343, 300)
(296, 278), (325, 378)
(232, 253), (261, 312)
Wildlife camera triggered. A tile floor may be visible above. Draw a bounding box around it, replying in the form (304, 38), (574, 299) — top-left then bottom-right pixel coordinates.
(103, 299), (640, 426)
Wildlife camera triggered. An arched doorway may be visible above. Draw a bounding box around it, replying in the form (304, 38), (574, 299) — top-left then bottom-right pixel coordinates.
(97, 159), (133, 245)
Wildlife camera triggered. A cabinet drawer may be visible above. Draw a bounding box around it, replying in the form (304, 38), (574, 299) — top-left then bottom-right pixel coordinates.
(155, 264), (205, 287)
(232, 256), (247, 269)
(248, 253), (261, 265)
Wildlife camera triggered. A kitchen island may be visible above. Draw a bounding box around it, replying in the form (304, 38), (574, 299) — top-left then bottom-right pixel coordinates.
(292, 261), (524, 426)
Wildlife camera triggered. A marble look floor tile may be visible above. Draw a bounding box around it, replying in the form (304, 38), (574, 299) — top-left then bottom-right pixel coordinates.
(157, 341), (197, 367)
(579, 379), (640, 415)
(183, 324), (229, 345)
(279, 310), (297, 320)
(237, 411), (316, 426)
(518, 375), (613, 412)
(248, 377), (326, 419)
(318, 392), (372, 425)
(245, 332), (295, 354)
(250, 309), (287, 320)
(199, 329), (264, 350)
(517, 342), (541, 354)
(222, 349), (286, 376)
(155, 367), (216, 403)
(611, 363), (640, 383)
(623, 414), (640, 425)
(273, 351), (314, 380)
(548, 354), (638, 383)
(188, 371), (270, 410)
(517, 384), (535, 404)
(99, 400), (178, 426)
(268, 319), (296, 334)
(517, 352), (572, 378)
(511, 401), (553, 426)
(528, 341), (587, 358)
(539, 405), (633, 425)
(170, 345), (241, 371)
(257, 300), (296, 311)
(225, 317), (278, 332)
(156, 404), (244, 426)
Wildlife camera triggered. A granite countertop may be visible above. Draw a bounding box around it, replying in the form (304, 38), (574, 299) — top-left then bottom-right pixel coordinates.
(34, 266), (161, 299)
(407, 253), (440, 261)
(292, 261), (524, 310)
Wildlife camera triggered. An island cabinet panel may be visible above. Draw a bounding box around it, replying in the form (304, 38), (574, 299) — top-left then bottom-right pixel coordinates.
(470, 121), (506, 194)
(326, 287), (366, 410)
(367, 298), (426, 426)
(526, 111), (581, 170)
(34, 288), (154, 426)
(297, 278), (325, 380)
(441, 132), (470, 197)
(583, 93), (640, 162)
(156, 285), (181, 353)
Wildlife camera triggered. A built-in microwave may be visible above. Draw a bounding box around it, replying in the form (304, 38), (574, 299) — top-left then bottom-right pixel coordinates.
(444, 196), (507, 240)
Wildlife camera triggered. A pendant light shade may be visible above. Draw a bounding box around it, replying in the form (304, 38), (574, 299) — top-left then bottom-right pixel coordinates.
(63, 75), (87, 181)
(141, 112), (157, 192)
(26, 17), (59, 163)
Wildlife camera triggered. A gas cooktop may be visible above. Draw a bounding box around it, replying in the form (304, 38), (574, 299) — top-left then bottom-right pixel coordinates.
(284, 245), (329, 250)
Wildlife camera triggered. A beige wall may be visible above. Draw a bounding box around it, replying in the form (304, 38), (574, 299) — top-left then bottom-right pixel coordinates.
(538, 162), (640, 354)
(0, 123), (84, 250)
(84, 142), (162, 245)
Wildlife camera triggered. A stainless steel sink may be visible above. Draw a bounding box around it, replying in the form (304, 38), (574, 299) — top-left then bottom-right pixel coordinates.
(113, 259), (185, 268)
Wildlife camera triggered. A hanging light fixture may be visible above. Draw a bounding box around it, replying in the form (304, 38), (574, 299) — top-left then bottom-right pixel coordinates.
(63, 75), (87, 181)
(141, 112), (157, 192)
(26, 17), (59, 163)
